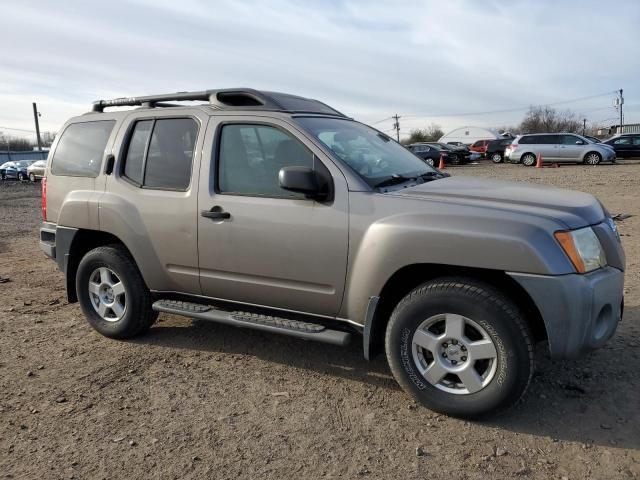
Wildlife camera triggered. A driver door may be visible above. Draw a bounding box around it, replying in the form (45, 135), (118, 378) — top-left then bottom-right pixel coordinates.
(197, 117), (349, 317)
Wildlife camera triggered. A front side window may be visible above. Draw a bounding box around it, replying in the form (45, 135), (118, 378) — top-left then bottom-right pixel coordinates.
(122, 118), (197, 190)
(297, 117), (437, 187)
(614, 137), (631, 145)
(51, 121), (115, 177)
(218, 124), (314, 197)
(562, 135), (581, 145)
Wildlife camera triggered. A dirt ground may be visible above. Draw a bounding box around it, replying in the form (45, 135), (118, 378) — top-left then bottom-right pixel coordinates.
(1, 161), (639, 480)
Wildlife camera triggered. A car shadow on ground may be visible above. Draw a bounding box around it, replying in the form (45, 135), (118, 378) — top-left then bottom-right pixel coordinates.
(136, 304), (640, 450)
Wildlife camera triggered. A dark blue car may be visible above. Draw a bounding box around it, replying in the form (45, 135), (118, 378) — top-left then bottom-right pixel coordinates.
(1, 160), (36, 181)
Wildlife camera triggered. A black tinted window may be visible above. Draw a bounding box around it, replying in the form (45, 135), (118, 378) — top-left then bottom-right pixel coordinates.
(614, 137), (631, 145)
(123, 118), (197, 190)
(124, 120), (153, 184)
(218, 124), (314, 197)
(633, 137), (640, 145)
(51, 121), (114, 177)
(145, 119), (197, 190)
(562, 135), (582, 145)
(519, 136), (533, 145)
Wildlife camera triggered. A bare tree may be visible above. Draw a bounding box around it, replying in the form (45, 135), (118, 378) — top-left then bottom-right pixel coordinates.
(403, 124), (444, 144)
(0, 133), (33, 151)
(519, 106), (582, 133)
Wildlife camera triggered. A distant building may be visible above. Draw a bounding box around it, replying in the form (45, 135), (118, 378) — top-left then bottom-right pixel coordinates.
(599, 123), (640, 136)
(439, 126), (507, 145)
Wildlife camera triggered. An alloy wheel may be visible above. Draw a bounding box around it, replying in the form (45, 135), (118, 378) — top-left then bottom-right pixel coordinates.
(88, 267), (127, 322)
(411, 313), (498, 395)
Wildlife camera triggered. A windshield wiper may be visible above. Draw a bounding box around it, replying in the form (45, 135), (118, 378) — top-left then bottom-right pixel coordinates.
(374, 171), (448, 189)
(373, 174), (416, 188)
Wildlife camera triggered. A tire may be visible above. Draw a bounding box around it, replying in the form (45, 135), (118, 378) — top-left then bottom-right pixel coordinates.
(385, 277), (534, 419)
(29, 173), (36, 182)
(17, 172), (26, 181)
(0, 173), (4, 180)
(449, 154), (461, 165)
(583, 152), (601, 165)
(521, 153), (536, 167)
(425, 157), (435, 166)
(76, 245), (158, 339)
(490, 152), (503, 163)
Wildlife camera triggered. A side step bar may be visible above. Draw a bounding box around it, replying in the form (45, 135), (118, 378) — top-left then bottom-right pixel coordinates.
(152, 300), (351, 347)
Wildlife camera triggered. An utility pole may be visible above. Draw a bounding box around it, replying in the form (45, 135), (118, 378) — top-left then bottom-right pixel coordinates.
(392, 114), (400, 142)
(32, 102), (42, 151)
(618, 89), (624, 135)
(582, 118), (587, 135)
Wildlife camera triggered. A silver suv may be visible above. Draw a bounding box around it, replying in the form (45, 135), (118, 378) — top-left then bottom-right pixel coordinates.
(39, 89), (625, 418)
(505, 133), (616, 165)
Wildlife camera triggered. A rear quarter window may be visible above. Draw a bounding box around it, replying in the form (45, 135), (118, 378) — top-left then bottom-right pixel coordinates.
(51, 121), (115, 177)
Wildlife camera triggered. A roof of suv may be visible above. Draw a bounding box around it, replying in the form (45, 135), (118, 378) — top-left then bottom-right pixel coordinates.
(88, 88), (347, 118)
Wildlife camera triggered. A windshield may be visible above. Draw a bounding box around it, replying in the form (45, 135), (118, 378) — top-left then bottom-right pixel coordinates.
(296, 117), (437, 187)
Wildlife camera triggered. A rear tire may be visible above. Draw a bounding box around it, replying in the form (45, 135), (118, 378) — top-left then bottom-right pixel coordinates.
(490, 152), (503, 163)
(17, 172), (26, 181)
(425, 158), (435, 166)
(521, 153), (536, 166)
(76, 245), (158, 339)
(385, 277), (534, 418)
(29, 173), (36, 182)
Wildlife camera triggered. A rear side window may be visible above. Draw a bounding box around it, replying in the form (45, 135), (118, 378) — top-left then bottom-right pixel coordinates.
(122, 118), (198, 190)
(51, 121), (115, 177)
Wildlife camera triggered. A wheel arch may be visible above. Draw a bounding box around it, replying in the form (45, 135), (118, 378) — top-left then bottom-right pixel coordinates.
(364, 263), (546, 360)
(63, 229), (135, 303)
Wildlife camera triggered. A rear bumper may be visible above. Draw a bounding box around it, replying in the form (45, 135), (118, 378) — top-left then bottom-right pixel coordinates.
(39, 223), (78, 274)
(509, 267), (624, 359)
(40, 222), (57, 260)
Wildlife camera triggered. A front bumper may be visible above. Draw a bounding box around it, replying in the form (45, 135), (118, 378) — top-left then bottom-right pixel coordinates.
(509, 266), (624, 359)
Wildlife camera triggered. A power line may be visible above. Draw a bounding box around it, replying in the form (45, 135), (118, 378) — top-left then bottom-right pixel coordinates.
(391, 91), (618, 119)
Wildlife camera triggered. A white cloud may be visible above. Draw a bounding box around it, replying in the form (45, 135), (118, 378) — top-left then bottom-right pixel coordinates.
(0, 0), (637, 136)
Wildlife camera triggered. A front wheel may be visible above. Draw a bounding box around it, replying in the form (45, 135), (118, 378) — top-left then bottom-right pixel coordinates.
(385, 277), (534, 418)
(29, 173), (36, 182)
(425, 157), (435, 166)
(17, 172), (26, 181)
(583, 152), (601, 165)
(76, 245), (158, 339)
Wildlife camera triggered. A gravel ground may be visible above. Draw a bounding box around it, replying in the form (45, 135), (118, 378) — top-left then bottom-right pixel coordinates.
(1, 161), (639, 479)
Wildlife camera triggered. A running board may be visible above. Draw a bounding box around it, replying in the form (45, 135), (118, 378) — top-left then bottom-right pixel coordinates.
(152, 299), (351, 346)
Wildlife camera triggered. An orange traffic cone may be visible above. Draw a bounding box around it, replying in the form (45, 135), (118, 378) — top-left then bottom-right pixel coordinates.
(535, 153), (543, 168)
(438, 154), (445, 169)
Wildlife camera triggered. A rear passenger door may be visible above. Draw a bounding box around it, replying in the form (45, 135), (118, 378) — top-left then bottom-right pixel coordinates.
(103, 109), (208, 295)
(534, 135), (558, 161)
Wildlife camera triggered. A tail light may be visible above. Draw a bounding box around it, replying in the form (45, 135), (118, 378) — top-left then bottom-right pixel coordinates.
(41, 177), (47, 221)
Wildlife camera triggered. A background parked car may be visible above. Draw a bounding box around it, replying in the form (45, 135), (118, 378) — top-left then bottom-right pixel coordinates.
(425, 142), (473, 165)
(446, 141), (466, 147)
(505, 133), (616, 166)
(27, 160), (46, 182)
(485, 138), (514, 163)
(0, 161), (14, 180)
(604, 134), (640, 158)
(3, 160), (37, 180)
(406, 143), (447, 166)
(469, 139), (492, 156)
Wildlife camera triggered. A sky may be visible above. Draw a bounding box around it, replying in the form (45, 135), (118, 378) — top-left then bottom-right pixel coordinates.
(1, 0), (639, 140)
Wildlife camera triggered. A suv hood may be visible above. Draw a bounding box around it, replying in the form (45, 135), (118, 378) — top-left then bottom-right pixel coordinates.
(389, 176), (605, 229)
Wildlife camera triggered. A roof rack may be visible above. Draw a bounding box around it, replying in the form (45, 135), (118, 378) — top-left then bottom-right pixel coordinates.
(91, 88), (346, 117)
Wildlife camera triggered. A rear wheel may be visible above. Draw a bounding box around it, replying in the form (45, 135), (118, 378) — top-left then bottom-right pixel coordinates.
(385, 277), (534, 418)
(76, 245), (158, 339)
(521, 153), (536, 166)
(583, 152), (601, 165)
(29, 173), (36, 182)
(17, 172), (26, 181)
(425, 157), (435, 166)
(490, 152), (503, 163)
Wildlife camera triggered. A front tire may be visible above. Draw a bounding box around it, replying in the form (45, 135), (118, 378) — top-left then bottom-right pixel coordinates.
(29, 173), (36, 182)
(583, 152), (601, 165)
(385, 277), (534, 418)
(17, 172), (26, 181)
(76, 245), (158, 339)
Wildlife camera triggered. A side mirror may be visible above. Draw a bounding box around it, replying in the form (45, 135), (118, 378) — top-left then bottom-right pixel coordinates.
(279, 166), (322, 199)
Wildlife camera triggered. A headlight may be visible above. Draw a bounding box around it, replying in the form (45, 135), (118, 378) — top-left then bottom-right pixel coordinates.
(554, 227), (606, 273)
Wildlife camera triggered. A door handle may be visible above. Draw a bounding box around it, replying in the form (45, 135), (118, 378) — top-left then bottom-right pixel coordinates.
(201, 208), (230, 220)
